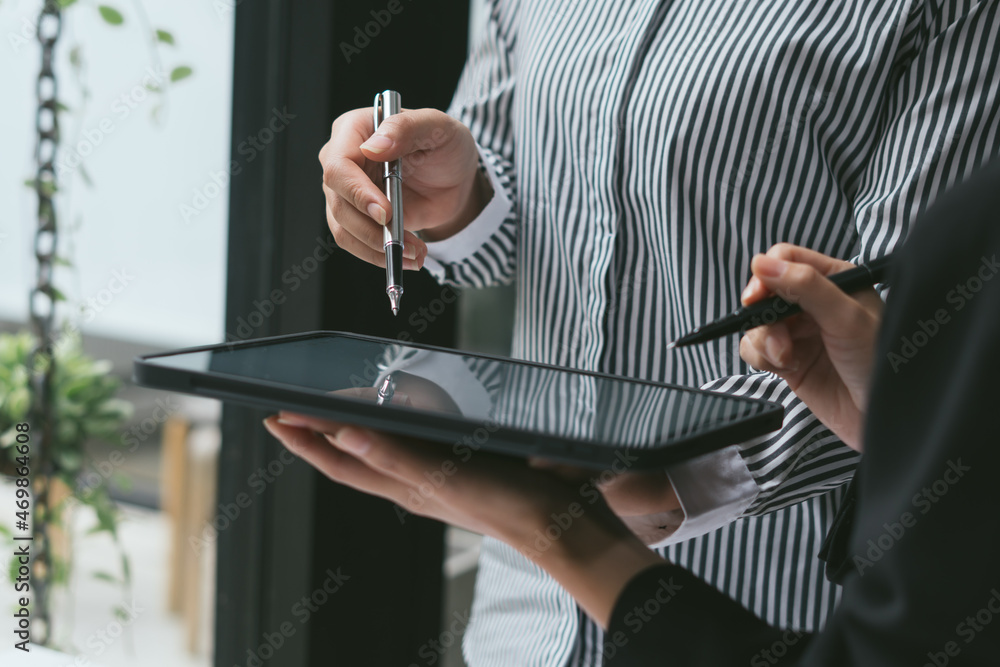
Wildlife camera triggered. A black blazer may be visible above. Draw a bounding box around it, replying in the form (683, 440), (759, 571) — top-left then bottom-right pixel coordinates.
(606, 157), (1000, 666)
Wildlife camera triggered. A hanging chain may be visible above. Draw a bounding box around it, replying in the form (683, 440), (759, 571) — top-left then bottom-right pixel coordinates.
(29, 0), (63, 646)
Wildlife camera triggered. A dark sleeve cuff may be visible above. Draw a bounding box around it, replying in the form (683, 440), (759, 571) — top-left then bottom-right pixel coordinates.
(605, 564), (813, 666)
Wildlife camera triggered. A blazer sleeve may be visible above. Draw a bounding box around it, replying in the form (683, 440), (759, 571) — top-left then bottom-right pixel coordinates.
(605, 563), (813, 666)
(608, 154), (1000, 666)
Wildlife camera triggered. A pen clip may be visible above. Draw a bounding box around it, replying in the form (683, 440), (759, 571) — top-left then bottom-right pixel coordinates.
(373, 90), (403, 182)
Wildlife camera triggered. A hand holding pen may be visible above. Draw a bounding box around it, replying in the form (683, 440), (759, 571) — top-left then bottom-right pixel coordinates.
(318, 96), (493, 311)
(735, 244), (885, 450)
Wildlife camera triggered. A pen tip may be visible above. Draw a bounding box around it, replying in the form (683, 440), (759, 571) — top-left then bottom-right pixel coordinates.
(667, 341), (676, 350)
(387, 287), (402, 316)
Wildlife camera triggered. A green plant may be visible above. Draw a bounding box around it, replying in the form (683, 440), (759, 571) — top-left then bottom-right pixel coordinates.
(5, 0), (194, 650)
(0, 329), (134, 640)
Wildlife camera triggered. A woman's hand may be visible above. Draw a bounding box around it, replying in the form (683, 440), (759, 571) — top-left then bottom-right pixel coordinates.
(266, 412), (564, 544)
(738, 244), (883, 451)
(264, 413), (663, 628)
(529, 459), (681, 545)
(318, 107), (492, 270)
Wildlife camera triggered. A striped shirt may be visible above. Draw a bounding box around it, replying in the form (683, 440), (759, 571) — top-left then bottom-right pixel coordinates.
(421, 1), (1000, 665)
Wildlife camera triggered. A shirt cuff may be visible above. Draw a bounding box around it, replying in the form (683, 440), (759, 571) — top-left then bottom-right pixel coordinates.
(422, 144), (513, 279)
(646, 445), (760, 548)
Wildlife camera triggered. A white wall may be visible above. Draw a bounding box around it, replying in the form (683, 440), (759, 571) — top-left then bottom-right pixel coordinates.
(0, 0), (233, 348)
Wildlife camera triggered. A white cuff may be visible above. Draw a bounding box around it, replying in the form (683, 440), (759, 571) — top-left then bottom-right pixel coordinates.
(646, 445), (760, 548)
(422, 144), (513, 279)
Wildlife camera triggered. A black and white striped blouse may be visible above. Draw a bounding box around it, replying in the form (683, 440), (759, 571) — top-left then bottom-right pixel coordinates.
(421, 1), (1000, 665)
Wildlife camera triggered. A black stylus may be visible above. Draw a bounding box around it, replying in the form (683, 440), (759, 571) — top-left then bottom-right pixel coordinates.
(669, 252), (895, 349)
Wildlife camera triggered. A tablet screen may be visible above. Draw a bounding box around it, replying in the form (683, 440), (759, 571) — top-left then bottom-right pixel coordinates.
(144, 333), (774, 451)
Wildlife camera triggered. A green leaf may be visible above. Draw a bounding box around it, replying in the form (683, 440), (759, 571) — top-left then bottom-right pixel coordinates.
(155, 29), (175, 45)
(55, 100), (71, 113)
(78, 163), (94, 188)
(90, 498), (118, 538)
(169, 65), (193, 83)
(23, 178), (58, 197)
(52, 556), (70, 585)
(112, 472), (133, 492)
(55, 449), (84, 473)
(58, 0), (79, 7)
(5, 388), (30, 420)
(92, 571), (118, 584)
(69, 45), (82, 68)
(97, 5), (124, 25)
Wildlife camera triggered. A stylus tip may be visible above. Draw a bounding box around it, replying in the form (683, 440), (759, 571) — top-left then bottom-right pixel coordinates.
(392, 307), (399, 317)
(667, 341), (676, 349)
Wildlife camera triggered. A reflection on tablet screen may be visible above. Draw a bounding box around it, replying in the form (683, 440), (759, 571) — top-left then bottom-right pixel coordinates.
(149, 334), (764, 450)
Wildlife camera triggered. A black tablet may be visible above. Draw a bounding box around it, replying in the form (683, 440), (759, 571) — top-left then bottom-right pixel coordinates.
(133, 331), (783, 470)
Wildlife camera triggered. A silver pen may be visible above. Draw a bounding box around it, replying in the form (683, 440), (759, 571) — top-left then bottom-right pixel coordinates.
(375, 374), (396, 406)
(374, 90), (404, 315)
